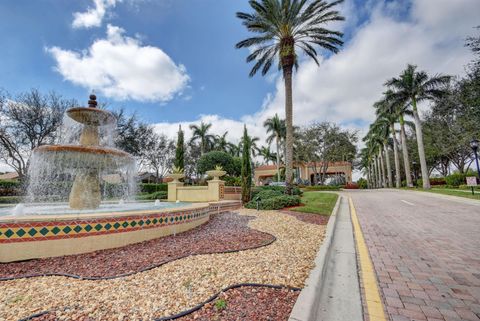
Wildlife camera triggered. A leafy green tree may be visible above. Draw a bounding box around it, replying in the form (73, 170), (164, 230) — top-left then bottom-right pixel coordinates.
(189, 121), (214, 155)
(264, 114), (285, 181)
(386, 64), (451, 189)
(197, 151), (236, 175)
(174, 125), (185, 171)
(241, 125), (252, 203)
(236, 0), (345, 190)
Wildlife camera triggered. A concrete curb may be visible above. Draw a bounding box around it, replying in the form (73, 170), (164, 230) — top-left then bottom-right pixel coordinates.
(288, 195), (342, 321)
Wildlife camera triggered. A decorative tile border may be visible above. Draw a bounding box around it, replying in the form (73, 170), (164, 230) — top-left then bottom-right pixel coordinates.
(0, 209), (208, 243)
(0, 201), (241, 244)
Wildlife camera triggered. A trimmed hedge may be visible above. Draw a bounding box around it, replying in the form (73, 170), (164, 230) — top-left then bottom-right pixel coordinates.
(0, 196), (22, 204)
(139, 183), (168, 194)
(0, 180), (21, 188)
(303, 185), (341, 191)
(136, 191), (168, 200)
(344, 183), (359, 189)
(417, 178), (447, 187)
(245, 195), (300, 210)
(251, 185), (302, 197)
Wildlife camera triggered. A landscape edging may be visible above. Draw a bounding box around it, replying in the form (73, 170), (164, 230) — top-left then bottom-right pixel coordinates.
(287, 194), (342, 321)
(18, 283), (300, 321)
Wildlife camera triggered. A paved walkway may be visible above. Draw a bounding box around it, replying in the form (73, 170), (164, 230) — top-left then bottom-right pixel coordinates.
(348, 189), (480, 321)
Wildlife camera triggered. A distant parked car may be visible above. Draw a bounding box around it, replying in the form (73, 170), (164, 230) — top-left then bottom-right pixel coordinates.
(269, 181), (286, 187)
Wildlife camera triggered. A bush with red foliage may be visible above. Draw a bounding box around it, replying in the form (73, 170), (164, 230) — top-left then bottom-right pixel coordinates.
(343, 183), (359, 189)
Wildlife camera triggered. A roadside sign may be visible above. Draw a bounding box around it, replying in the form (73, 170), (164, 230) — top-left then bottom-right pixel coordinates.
(466, 177), (478, 195)
(466, 177), (478, 186)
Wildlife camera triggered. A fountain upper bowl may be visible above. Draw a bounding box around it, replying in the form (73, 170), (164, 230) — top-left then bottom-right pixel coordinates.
(33, 145), (134, 169)
(67, 107), (116, 126)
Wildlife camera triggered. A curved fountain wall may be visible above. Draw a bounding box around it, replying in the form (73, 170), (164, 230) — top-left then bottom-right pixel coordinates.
(0, 201), (241, 262)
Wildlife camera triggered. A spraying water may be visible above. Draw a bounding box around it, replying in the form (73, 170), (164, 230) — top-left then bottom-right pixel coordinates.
(25, 94), (137, 209)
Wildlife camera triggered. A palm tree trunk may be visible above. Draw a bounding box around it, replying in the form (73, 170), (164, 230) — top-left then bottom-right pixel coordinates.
(283, 65), (294, 190)
(379, 150), (386, 188)
(399, 118), (413, 187)
(412, 99), (431, 189)
(374, 156), (379, 188)
(391, 124), (401, 188)
(370, 162), (376, 188)
(276, 136), (280, 182)
(366, 167), (371, 189)
(384, 143), (393, 188)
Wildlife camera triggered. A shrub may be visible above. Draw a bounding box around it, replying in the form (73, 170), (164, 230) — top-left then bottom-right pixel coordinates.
(417, 178), (446, 187)
(0, 180), (21, 196)
(344, 183), (359, 189)
(139, 183), (167, 194)
(251, 185), (302, 197)
(223, 175), (241, 186)
(136, 191), (168, 200)
(0, 196), (22, 204)
(245, 195), (300, 210)
(254, 189), (283, 199)
(303, 185), (340, 191)
(445, 173), (467, 187)
(0, 180), (21, 189)
(197, 151), (236, 175)
(357, 178), (368, 189)
(430, 177), (446, 186)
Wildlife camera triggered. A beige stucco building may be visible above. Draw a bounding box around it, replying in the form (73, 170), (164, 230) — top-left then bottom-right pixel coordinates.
(254, 161), (353, 186)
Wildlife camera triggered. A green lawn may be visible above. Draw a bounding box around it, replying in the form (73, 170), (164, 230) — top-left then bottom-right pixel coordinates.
(291, 191), (338, 215)
(425, 188), (480, 200)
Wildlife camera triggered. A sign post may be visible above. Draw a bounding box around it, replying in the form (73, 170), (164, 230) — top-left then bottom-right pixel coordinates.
(466, 176), (478, 195)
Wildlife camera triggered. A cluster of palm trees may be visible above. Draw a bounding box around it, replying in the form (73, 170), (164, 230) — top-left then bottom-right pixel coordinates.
(362, 64), (450, 189)
(188, 121), (261, 159)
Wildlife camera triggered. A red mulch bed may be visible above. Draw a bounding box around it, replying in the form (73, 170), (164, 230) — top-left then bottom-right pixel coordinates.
(178, 286), (299, 321)
(0, 213), (274, 279)
(281, 210), (330, 225)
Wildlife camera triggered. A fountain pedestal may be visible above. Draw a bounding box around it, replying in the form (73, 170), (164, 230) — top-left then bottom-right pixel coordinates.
(69, 171), (102, 209)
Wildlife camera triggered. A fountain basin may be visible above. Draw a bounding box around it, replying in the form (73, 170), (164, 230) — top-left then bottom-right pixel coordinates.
(0, 200), (242, 262)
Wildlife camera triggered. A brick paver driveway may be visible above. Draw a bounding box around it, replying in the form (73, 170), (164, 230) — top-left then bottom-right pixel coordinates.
(348, 189), (480, 321)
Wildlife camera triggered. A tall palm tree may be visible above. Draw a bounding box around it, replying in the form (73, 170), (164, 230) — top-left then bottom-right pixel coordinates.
(371, 118), (393, 188)
(189, 121), (215, 155)
(236, 0), (344, 190)
(264, 114), (285, 181)
(214, 131), (230, 152)
(259, 145), (277, 165)
(374, 92), (402, 188)
(386, 64), (450, 189)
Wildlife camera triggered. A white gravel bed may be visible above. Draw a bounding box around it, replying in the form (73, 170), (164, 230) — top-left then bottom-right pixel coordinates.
(0, 209), (325, 320)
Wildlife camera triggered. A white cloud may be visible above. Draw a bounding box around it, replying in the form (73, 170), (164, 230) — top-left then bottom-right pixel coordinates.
(72, 0), (120, 29)
(47, 25), (190, 102)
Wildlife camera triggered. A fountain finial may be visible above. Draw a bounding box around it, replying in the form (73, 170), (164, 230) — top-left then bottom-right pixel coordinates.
(88, 93), (97, 108)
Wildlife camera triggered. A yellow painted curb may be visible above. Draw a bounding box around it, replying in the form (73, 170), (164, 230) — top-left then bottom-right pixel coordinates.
(349, 197), (387, 321)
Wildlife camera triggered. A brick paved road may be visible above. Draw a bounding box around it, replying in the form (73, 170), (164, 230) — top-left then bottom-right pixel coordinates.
(348, 190), (480, 321)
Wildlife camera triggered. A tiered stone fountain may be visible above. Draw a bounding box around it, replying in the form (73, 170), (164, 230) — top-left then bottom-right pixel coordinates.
(33, 95), (134, 209)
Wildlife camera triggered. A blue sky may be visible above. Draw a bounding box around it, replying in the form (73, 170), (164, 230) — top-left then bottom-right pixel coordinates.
(0, 0), (279, 123)
(0, 0), (478, 148)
